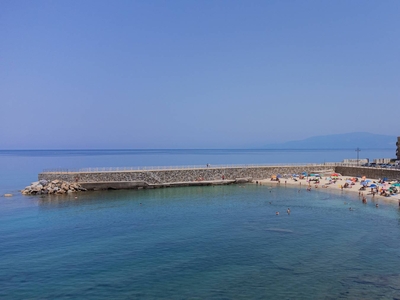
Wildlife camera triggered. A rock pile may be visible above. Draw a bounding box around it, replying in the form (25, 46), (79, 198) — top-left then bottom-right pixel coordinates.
(21, 180), (87, 195)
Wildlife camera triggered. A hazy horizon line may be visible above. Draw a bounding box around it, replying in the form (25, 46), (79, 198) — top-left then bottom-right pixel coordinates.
(0, 148), (395, 151)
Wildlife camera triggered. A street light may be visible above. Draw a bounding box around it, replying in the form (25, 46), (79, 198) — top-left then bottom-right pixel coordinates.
(356, 147), (361, 166)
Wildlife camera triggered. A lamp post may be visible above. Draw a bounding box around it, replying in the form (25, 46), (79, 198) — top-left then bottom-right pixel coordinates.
(356, 147), (361, 166)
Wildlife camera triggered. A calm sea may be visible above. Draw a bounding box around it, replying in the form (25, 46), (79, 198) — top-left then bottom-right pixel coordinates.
(1, 149), (400, 299)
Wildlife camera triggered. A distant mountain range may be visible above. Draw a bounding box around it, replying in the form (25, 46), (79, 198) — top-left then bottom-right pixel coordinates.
(264, 132), (397, 149)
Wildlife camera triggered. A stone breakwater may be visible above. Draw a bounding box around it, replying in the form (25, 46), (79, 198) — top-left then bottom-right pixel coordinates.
(38, 165), (336, 190)
(35, 165), (400, 192)
(21, 180), (87, 195)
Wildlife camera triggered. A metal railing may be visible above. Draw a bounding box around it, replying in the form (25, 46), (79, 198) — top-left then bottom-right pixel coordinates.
(39, 162), (378, 174)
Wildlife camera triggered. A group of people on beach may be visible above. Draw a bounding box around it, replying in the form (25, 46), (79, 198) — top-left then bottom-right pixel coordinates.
(260, 172), (400, 214)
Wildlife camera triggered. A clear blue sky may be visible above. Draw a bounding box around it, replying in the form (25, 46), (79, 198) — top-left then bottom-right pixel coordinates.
(1, 0), (399, 149)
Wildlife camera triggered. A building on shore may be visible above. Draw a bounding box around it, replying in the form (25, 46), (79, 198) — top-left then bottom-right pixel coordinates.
(397, 136), (400, 160)
(342, 158), (368, 165)
(374, 158), (392, 164)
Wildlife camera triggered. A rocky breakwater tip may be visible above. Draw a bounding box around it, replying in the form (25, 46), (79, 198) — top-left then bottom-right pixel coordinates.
(21, 180), (87, 195)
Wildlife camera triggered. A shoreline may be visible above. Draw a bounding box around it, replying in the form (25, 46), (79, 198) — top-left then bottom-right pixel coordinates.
(255, 175), (400, 204)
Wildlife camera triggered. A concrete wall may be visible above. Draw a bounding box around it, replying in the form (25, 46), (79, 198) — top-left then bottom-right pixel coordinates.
(336, 166), (400, 180)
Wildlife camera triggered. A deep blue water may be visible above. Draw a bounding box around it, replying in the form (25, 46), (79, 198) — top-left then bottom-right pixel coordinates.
(1, 149), (400, 299)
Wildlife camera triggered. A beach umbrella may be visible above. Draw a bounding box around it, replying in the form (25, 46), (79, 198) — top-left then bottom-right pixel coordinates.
(277, 174), (282, 178)
(302, 172), (308, 176)
(292, 174), (299, 177)
(370, 184), (377, 188)
(392, 183), (400, 187)
(331, 173), (339, 177)
(326, 177), (332, 181)
(364, 179), (371, 183)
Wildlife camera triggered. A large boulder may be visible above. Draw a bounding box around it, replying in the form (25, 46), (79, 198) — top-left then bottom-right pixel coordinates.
(39, 179), (48, 186)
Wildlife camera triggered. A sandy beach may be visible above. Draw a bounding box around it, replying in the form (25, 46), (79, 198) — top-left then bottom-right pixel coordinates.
(256, 173), (400, 204)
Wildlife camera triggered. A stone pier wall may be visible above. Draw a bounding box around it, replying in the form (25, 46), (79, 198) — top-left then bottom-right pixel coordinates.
(39, 165), (335, 185)
(38, 165), (400, 190)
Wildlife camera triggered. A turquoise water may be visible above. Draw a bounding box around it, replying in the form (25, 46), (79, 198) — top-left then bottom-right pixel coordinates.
(2, 185), (400, 299)
(1, 149), (400, 299)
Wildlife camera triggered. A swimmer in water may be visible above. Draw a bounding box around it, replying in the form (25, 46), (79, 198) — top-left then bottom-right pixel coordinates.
(376, 204), (379, 207)
(287, 208), (291, 214)
(276, 212), (279, 215)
